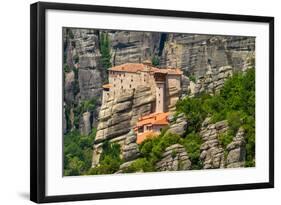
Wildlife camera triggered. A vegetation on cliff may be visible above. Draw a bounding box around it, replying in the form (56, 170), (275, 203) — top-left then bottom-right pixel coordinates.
(123, 68), (255, 172)
(64, 128), (97, 176)
(64, 68), (255, 175)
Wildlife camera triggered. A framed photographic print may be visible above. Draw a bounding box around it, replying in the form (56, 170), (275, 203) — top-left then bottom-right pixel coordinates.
(30, 1), (274, 203)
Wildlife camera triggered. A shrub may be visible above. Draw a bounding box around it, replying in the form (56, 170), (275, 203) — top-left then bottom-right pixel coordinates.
(189, 75), (196, 83)
(123, 158), (155, 173)
(151, 55), (160, 66)
(88, 141), (122, 175)
(182, 132), (203, 169)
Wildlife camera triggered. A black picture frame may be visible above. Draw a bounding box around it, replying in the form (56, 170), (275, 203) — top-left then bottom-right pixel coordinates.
(30, 1), (274, 203)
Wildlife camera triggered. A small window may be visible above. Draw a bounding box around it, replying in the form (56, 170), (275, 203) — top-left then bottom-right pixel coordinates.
(138, 127), (144, 133)
(131, 79), (133, 82)
(121, 80), (123, 83)
(129, 84), (132, 88)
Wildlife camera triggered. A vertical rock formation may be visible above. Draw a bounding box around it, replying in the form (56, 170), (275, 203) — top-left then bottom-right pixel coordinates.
(226, 128), (246, 168)
(191, 65), (233, 96)
(199, 118), (228, 169)
(109, 31), (161, 65)
(79, 111), (91, 136)
(156, 144), (191, 171)
(92, 86), (155, 167)
(160, 34), (255, 77)
(165, 113), (188, 137)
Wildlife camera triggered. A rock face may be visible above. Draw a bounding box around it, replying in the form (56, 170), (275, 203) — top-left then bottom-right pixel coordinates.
(156, 144), (191, 171)
(63, 28), (255, 136)
(109, 31), (161, 65)
(199, 118), (228, 169)
(165, 113), (187, 137)
(79, 111), (91, 136)
(191, 66), (233, 96)
(160, 34), (255, 77)
(226, 128), (246, 168)
(92, 86), (155, 167)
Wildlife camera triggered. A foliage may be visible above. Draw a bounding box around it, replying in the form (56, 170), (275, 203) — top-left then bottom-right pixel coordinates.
(122, 158), (155, 173)
(73, 54), (79, 64)
(72, 98), (97, 129)
(88, 141), (122, 175)
(64, 128), (97, 176)
(64, 64), (71, 73)
(66, 28), (74, 39)
(176, 68), (255, 167)
(176, 93), (210, 133)
(151, 55), (160, 66)
(100, 32), (112, 69)
(139, 131), (182, 163)
(188, 75), (196, 83)
(182, 132), (203, 169)
(217, 132), (233, 149)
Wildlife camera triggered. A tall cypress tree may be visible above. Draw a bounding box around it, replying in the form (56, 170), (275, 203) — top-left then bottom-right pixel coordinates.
(100, 32), (112, 69)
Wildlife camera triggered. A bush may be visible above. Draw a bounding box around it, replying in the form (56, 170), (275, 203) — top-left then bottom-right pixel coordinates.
(189, 75), (196, 83)
(88, 141), (122, 175)
(182, 132), (203, 169)
(151, 56), (160, 66)
(123, 158), (155, 173)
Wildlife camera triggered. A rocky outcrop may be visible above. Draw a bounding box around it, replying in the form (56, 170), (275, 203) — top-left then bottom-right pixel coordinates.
(226, 128), (246, 168)
(165, 113), (187, 137)
(64, 28), (255, 137)
(79, 111), (91, 136)
(191, 65), (233, 96)
(121, 131), (140, 162)
(160, 35), (255, 77)
(199, 118), (228, 169)
(156, 144), (191, 171)
(64, 70), (75, 104)
(92, 86), (155, 167)
(109, 31), (161, 65)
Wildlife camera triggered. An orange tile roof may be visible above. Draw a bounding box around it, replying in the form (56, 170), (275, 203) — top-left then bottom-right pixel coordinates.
(102, 84), (112, 89)
(137, 131), (158, 144)
(136, 112), (170, 127)
(108, 63), (182, 75)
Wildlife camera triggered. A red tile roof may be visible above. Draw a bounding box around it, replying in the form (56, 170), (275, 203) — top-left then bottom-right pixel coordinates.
(108, 63), (182, 75)
(136, 112), (170, 127)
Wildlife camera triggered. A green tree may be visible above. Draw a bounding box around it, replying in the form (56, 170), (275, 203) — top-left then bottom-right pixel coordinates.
(100, 32), (112, 69)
